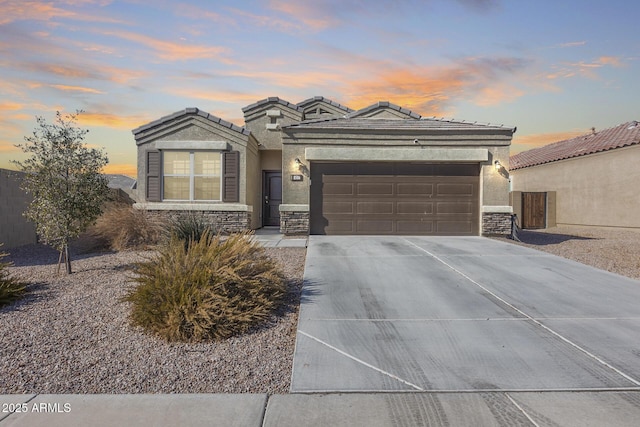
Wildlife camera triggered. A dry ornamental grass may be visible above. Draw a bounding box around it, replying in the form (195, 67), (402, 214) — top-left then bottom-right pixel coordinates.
(0, 243), (305, 394)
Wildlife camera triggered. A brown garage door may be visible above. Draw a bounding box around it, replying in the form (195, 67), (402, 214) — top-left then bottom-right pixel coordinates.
(310, 162), (479, 235)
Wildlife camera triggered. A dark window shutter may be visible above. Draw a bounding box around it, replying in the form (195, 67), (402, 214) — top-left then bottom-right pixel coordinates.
(146, 150), (161, 202)
(222, 151), (239, 202)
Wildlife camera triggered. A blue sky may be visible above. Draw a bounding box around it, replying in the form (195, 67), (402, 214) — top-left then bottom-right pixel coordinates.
(1, 0), (638, 176)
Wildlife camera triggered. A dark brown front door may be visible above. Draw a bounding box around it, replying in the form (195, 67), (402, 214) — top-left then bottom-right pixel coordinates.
(522, 192), (546, 229)
(310, 163), (479, 235)
(263, 171), (282, 226)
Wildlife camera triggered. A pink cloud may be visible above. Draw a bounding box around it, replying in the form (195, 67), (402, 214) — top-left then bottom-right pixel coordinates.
(0, 0), (125, 25)
(100, 30), (231, 62)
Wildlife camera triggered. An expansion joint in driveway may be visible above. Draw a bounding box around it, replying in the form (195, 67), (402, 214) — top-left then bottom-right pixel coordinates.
(296, 330), (425, 391)
(401, 238), (640, 388)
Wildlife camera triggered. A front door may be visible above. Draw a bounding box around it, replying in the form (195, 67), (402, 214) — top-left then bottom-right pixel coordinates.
(263, 171), (282, 226)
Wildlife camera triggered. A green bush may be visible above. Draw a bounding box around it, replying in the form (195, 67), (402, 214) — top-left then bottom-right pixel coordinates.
(0, 247), (25, 308)
(124, 231), (286, 342)
(90, 202), (163, 251)
(168, 212), (212, 246)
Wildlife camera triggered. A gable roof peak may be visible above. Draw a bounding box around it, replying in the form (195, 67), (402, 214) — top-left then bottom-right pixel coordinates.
(348, 101), (422, 119)
(296, 96), (354, 113)
(132, 107), (249, 137)
(242, 96), (303, 114)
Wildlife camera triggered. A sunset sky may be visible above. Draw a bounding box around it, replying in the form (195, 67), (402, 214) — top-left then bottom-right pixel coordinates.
(1, 0), (638, 177)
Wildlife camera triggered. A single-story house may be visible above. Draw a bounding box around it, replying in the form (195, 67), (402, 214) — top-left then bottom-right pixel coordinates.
(132, 97), (515, 235)
(510, 120), (640, 229)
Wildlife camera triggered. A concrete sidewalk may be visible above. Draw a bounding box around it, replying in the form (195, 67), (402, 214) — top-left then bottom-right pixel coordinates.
(2, 392), (640, 426)
(252, 227), (307, 248)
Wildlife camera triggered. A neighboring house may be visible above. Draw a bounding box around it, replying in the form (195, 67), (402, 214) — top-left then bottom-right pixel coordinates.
(106, 174), (138, 204)
(133, 97), (515, 236)
(510, 121), (640, 230)
(0, 169), (37, 248)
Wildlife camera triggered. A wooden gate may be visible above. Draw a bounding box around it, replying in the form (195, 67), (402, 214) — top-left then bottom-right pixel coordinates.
(521, 192), (546, 229)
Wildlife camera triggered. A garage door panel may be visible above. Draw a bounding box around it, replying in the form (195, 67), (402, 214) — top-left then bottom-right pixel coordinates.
(437, 183), (475, 197)
(357, 183), (394, 196)
(325, 220), (356, 233)
(436, 202), (474, 214)
(397, 201), (433, 214)
(324, 201), (354, 215)
(357, 201), (394, 214)
(324, 182), (354, 196)
(310, 162), (479, 235)
(397, 183), (434, 196)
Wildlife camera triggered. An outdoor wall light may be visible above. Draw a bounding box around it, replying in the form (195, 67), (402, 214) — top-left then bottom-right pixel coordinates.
(494, 160), (501, 170)
(295, 158), (302, 165)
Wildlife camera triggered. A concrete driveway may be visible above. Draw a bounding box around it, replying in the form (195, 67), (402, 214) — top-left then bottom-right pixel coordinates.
(291, 236), (640, 393)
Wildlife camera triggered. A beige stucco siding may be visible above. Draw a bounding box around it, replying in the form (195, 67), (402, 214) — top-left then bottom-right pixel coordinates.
(510, 144), (640, 228)
(135, 116), (256, 210)
(260, 150), (282, 171)
(282, 130), (512, 212)
(245, 139), (260, 228)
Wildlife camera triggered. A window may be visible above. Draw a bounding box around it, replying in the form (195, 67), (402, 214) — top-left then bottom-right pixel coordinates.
(163, 151), (221, 201)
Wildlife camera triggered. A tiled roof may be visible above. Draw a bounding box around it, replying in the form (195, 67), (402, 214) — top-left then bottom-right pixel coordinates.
(241, 97), (303, 114)
(296, 96), (354, 113)
(347, 101), (422, 119)
(132, 108), (249, 136)
(510, 121), (640, 170)
(285, 116), (515, 131)
(106, 174), (136, 190)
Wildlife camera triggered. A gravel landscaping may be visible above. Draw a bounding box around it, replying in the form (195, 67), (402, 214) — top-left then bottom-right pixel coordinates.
(0, 244), (305, 394)
(496, 225), (640, 280)
(3, 226), (637, 395)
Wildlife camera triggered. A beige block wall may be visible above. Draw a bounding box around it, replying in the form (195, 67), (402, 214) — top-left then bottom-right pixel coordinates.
(0, 169), (37, 248)
(510, 145), (640, 228)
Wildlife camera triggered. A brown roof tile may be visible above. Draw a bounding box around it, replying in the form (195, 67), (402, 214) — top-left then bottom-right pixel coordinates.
(510, 121), (640, 170)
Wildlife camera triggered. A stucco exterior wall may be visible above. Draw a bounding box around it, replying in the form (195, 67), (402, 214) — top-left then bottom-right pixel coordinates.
(0, 169), (37, 249)
(244, 106), (303, 150)
(281, 130), (513, 213)
(510, 145), (640, 229)
(260, 150), (282, 171)
(135, 116), (254, 206)
(134, 115), (259, 230)
(245, 138), (260, 229)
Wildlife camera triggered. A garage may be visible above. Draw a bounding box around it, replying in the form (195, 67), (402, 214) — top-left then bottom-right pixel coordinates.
(310, 162), (479, 235)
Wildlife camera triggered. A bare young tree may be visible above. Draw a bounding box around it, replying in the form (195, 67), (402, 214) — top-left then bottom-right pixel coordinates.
(13, 111), (109, 274)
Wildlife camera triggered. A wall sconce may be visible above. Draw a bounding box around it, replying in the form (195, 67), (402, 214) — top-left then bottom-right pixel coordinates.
(494, 160), (501, 170)
(294, 157), (310, 178)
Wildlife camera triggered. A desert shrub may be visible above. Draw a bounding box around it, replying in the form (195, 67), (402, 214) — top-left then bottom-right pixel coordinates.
(124, 230), (286, 342)
(90, 202), (163, 251)
(0, 247), (25, 308)
(168, 212), (212, 246)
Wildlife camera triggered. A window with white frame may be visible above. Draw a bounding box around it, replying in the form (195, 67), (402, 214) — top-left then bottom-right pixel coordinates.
(162, 151), (221, 201)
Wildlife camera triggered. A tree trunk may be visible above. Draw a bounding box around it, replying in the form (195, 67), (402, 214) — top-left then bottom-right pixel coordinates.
(64, 244), (72, 274)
